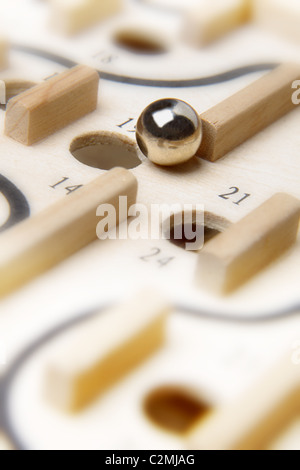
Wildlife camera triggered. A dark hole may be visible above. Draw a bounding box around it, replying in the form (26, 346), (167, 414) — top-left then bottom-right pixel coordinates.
(70, 133), (142, 170)
(144, 386), (211, 434)
(113, 30), (167, 55)
(164, 212), (231, 251)
(204, 226), (221, 243)
(167, 223), (221, 251)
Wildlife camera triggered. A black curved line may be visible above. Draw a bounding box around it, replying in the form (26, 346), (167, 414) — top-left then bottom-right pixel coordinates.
(0, 299), (299, 450)
(12, 45), (78, 69)
(96, 64), (279, 88)
(12, 45), (278, 88)
(0, 175), (30, 233)
(0, 308), (103, 450)
(176, 301), (300, 324)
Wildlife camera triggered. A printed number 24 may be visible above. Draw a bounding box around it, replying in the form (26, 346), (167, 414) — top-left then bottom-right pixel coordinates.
(140, 248), (174, 268)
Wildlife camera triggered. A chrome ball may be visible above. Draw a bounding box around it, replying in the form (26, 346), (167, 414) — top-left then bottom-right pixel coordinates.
(136, 98), (202, 166)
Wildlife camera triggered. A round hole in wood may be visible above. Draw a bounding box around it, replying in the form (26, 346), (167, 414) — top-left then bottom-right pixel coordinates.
(144, 386), (211, 435)
(113, 29), (167, 55)
(70, 132), (142, 170)
(163, 211), (231, 251)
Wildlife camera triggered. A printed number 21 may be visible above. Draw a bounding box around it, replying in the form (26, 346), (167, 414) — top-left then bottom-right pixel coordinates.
(219, 187), (251, 205)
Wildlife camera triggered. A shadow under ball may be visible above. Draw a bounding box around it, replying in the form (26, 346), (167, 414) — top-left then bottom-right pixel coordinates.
(136, 98), (202, 166)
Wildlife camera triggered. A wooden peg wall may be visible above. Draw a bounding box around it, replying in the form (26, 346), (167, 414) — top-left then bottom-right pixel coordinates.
(187, 351), (300, 450)
(5, 65), (99, 145)
(45, 290), (170, 412)
(50, 0), (122, 35)
(196, 193), (300, 294)
(197, 63), (300, 162)
(0, 37), (9, 70)
(0, 168), (137, 297)
(184, 0), (251, 46)
(253, 0), (300, 44)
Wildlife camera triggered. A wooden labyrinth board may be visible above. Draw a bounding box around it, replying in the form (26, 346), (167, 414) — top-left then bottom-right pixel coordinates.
(0, 0), (299, 450)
